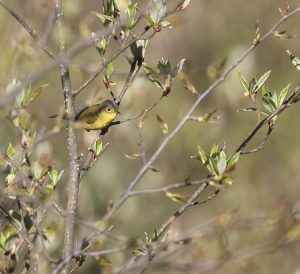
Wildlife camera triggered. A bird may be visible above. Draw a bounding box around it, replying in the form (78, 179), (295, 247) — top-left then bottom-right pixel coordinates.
(50, 99), (119, 131)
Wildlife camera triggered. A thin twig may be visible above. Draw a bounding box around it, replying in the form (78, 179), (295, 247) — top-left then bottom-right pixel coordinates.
(40, 7), (56, 44)
(235, 86), (300, 154)
(128, 178), (208, 196)
(115, 59), (141, 105)
(0, 0), (55, 58)
(82, 246), (129, 257)
(102, 7), (300, 222)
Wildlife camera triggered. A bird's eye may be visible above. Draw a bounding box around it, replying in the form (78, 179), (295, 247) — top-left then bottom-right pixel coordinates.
(106, 107), (111, 112)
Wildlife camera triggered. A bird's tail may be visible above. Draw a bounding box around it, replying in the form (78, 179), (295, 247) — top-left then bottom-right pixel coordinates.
(49, 114), (59, 118)
(49, 114), (66, 119)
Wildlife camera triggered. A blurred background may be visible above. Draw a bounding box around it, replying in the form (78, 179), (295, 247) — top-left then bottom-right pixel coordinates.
(1, 0), (300, 273)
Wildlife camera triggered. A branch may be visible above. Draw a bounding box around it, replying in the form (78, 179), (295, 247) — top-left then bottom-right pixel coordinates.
(54, 1), (79, 273)
(128, 178), (208, 196)
(102, 7), (300, 222)
(235, 86), (300, 154)
(0, 0), (55, 58)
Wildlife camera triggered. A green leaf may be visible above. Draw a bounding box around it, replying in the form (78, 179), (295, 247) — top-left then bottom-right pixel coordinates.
(130, 39), (148, 59)
(171, 59), (186, 79)
(47, 169), (64, 190)
(227, 152), (240, 169)
(166, 192), (187, 203)
(125, 4), (138, 30)
(33, 161), (43, 180)
(286, 50), (300, 71)
(272, 91), (278, 107)
(92, 33), (107, 56)
(24, 212), (33, 231)
(160, 20), (172, 28)
(207, 156), (219, 175)
(104, 63), (114, 82)
(138, 7), (155, 26)
(157, 59), (171, 77)
(48, 169), (58, 184)
(248, 78), (257, 94)
(23, 84), (48, 106)
(19, 112), (29, 132)
(217, 150), (227, 174)
(262, 99), (274, 114)
(278, 83), (290, 106)
(255, 70), (271, 92)
(223, 175), (234, 186)
(262, 87), (277, 112)
(180, 0), (192, 10)
(237, 72), (249, 94)
(147, 0), (166, 25)
(6, 143), (16, 159)
(0, 225), (18, 251)
(197, 145), (207, 164)
(143, 63), (163, 88)
(92, 137), (103, 157)
(90, 11), (115, 24)
(210, 144), (219, 157)
(156, 113), (168, 134)
(125, 153), (142, 160)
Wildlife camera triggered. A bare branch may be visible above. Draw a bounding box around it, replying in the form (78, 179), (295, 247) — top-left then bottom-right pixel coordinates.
(102, 7), (300, 222)
(53, 0), (79, 273)
(0, 0), (55, 58)
(128, 178), (208, 196)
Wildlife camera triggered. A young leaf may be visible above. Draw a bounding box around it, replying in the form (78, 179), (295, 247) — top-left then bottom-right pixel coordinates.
(272, 91), (278, 107)
(197, 145), (207, 164)
(182, 74), (197, 94)
(237, 72), (249, 95)
(130, 39), (148, 59)
(157, 59), (172, 77)
(48, 169), (58, 184)
(147, 0), (166, 25)
(125, 4), (138, 30)
(180, 0), (192, 10)
(33, 161), (43, 180)
(6, 143), (16, 159)
(255, 70), (271, 92)
(223, 175), (234, 186)
(90, 11), (114, 24)
(286, 50), (300, 71)
(171, 59), (186, 79)
(92, 32), (107, 56)
(210, 144), (219, 157)
(227, 152), (240, 169)
(166, 192), (187, 203)
(217, 150), (227, 175)
(104, 63), (114, 82)
(92, 137), (103, 157)
(138, 110), (148, 128)
(207, 156), (219, 175)
(23, 84), (48, 106)
(143, 64), (163, 88)
(125, 153), (142, 160)
(156, 114), (168, 134)
(47, 169), (64, 190)
(278, 83), (290, 106)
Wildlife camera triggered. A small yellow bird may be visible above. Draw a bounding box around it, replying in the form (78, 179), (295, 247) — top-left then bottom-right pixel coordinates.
(50, 99), (119, 131)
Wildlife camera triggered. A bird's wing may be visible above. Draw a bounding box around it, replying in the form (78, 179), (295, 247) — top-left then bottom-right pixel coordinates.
(75, 104), (102, 124)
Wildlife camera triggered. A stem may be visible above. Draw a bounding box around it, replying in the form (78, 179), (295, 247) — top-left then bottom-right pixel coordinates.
(54, 0), (79, 273)
(102, 7), (300, 222)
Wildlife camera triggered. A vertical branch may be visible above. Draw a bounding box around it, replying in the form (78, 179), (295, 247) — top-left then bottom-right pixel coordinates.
(54, 0), (79, 273)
